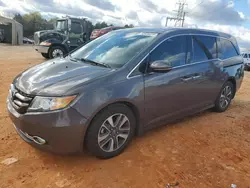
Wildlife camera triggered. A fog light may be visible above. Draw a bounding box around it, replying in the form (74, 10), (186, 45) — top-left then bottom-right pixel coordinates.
(32, 136), (46, 145)
(23, 132), (46, 145)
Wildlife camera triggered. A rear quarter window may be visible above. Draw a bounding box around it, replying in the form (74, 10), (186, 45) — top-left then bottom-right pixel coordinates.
(218, 38), (238, 59)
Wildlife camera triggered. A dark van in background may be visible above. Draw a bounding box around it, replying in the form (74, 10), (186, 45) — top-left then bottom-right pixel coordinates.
(34, 17), (92, 59)
(8, 28), (244, 159)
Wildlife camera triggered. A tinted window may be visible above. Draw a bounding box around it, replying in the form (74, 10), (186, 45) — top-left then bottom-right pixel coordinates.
(56, 20), (67, 31)
(192, 36), (208, 62)
(192, 36), (217, 63)
(248, 54), (250, 58)
(71, 22), (82, 34)
(71, 32), (157, 68)
(150, 36), (187, 67)
(243, 54), (247, 58)
(218, 38), (238, 59)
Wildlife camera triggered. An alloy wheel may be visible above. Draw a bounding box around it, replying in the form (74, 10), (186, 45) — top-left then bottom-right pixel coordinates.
(219, 85), (232, 109)
(98, 113), (130, 152)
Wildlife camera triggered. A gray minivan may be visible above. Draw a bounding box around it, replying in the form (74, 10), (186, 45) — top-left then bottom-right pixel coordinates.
(7, 28), (244, 158)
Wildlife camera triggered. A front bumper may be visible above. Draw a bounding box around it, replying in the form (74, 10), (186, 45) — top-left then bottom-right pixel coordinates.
(35, 45), (49, 54)
(7, 98), (88, 154)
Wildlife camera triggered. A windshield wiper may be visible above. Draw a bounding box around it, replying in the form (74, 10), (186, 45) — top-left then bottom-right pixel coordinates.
(79, 58), (111, 68)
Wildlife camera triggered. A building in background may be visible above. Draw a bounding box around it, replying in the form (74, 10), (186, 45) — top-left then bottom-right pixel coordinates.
(0, 16), (23, 45)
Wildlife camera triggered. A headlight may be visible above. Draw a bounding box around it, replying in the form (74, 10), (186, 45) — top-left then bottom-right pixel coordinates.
(40, 41), (51, 46)
(28, 95), (76, 112)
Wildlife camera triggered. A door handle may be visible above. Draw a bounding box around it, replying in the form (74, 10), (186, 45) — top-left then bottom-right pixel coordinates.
(181, 77), (193, 82)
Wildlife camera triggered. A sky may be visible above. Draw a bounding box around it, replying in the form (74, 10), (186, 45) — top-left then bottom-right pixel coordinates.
(0, 0), (250, 51)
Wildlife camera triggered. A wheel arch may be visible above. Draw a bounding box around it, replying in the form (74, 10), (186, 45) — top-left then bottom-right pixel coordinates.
(227, 77), (236, 98)
(83, 101), (142, 149)
(48, 43), (69, 55)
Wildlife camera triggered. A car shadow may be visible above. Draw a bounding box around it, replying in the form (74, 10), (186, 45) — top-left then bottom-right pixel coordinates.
(33, 99), (250, 168)
(34, 109), (212, 164)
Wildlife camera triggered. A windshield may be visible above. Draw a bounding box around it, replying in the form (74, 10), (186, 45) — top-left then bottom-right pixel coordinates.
(71, 31), (158, 68)
(56, 20), (67, 32)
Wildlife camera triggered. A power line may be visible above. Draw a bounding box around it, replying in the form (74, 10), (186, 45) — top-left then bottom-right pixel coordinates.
(189, 0), (240, 17)
(204, 1), (233, 21)
(188, 0), (238, 28)
(188, 0), (206, 16)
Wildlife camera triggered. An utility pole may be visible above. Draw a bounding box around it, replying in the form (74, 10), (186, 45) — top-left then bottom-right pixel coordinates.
(182, 12), (186, 27)
(165, 0), (187, 27)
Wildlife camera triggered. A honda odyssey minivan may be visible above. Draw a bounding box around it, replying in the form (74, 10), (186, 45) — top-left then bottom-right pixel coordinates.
(7, 28), (244, 158)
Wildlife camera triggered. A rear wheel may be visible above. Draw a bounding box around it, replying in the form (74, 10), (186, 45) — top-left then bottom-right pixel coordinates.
(49, 46), (65, 59)
(41, 53), (49, 59)
(214, 81), (234, 112)
(85, 104), (136, 159)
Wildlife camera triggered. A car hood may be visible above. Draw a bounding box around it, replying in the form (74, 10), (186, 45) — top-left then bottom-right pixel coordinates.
(14, 58), (113, 96)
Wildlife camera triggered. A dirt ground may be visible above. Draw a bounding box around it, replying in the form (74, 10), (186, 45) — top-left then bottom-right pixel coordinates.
(0, 45), (250, 188)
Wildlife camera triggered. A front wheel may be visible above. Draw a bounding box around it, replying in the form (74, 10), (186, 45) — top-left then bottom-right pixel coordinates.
(48, 46), (65, 59)
(214, 81), (234, 112)
(41, 53), (49, 59)
(85, 104), (136, 159)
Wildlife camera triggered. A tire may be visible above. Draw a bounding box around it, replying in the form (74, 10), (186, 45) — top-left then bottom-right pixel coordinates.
(41, 53), (49, 59)
(85, 104), (136, 159)
(214, 81), (234, 112)
(48, 46), (65, 59)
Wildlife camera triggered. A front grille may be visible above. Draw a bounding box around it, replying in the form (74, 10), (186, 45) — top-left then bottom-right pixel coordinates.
(10, 85), (33, 114)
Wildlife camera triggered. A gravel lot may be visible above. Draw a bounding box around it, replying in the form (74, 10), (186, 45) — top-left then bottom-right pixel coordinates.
(0, 45), (250, 188)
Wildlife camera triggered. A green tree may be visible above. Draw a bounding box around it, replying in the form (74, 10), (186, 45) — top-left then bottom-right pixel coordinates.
(48, 17), (58, 24)
(13, 13), (24, 25)
(47, 17), (58, 30)
(124, 24), (134, 28)
(23, 12), (47, 35)
(13, 12), (49, 37)
(94, 21), (109, 29)
(128, 24), (134, 28)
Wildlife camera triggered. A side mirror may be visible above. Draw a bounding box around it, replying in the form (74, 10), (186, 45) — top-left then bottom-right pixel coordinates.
(149, 60), (172, 73)
(68, 19), (71, 32)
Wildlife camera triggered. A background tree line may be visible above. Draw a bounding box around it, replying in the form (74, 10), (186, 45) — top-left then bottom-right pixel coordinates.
(13, 12), (134, 38)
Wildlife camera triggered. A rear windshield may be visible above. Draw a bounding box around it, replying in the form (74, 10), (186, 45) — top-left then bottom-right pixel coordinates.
(71, 31), (158, 68)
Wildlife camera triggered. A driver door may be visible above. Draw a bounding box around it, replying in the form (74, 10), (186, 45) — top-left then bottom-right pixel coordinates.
(144, 35), (201, 126)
